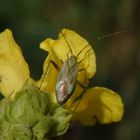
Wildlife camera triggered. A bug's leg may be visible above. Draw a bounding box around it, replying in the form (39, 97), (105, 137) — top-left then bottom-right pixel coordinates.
(66, 49), (71, 58)
(70, 69), (88, 112)
(38, 60), (60, 90)
(77, 48), (92, 85)
(71, 87), (87, 113)
(49, 60), (60, 71)
(77, 79), (87, 89)
(78, 48), (92, 64)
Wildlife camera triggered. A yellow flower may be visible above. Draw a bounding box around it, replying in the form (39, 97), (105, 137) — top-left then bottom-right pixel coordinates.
(0, 28), (124, 127)
(0, 29), (30, 97)
(38, 28), (124, 126)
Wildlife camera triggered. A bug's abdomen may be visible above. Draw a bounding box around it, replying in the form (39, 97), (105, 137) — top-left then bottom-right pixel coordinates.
(56, 80), (69, 104)
(55, 58), (79, 104)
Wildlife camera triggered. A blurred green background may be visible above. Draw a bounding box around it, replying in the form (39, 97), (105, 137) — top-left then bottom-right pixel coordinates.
(0, 0), (139, 140)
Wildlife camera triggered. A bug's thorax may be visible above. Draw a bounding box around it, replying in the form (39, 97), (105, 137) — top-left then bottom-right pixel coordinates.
(67, 55), (78, 67)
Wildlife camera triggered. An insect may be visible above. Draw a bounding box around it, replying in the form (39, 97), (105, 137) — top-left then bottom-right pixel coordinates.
(39, 29), (127, 105)
(55, 31), (92, 104)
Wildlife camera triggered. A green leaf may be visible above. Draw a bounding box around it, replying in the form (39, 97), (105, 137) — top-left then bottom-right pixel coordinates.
(0, 82), (72, 140)
(48, 106), (72, 137)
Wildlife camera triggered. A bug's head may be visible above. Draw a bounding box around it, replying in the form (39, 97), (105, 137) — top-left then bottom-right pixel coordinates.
(68, 56), (77, 67)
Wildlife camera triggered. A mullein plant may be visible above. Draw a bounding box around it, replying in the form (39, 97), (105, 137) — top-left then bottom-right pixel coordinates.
(0, 29), (124, 140)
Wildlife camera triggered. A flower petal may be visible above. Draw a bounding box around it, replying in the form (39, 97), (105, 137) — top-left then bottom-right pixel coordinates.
(37, 29), (96, 95)
(0, 29), (30, 96)
(72, 87), (124, 126)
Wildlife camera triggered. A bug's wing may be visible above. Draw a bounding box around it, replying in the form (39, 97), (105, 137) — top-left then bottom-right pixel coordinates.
(67, 63), (78, 95)
(55, 60), (78, 104)
(56, 60), (69, 84)
(55, 60), (70, 103)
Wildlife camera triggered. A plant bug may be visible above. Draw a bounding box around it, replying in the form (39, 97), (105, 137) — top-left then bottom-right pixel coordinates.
(55, 31), (92, 104)
(39, 29), (127, 106)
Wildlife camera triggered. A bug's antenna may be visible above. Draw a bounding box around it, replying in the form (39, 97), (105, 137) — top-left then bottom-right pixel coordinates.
(93, 30), (127, 42)
(76, 30), (127, 58)
(76, 43), (91, 58)
(44, 12), (74, 56)
(60, 30), (73, 56)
